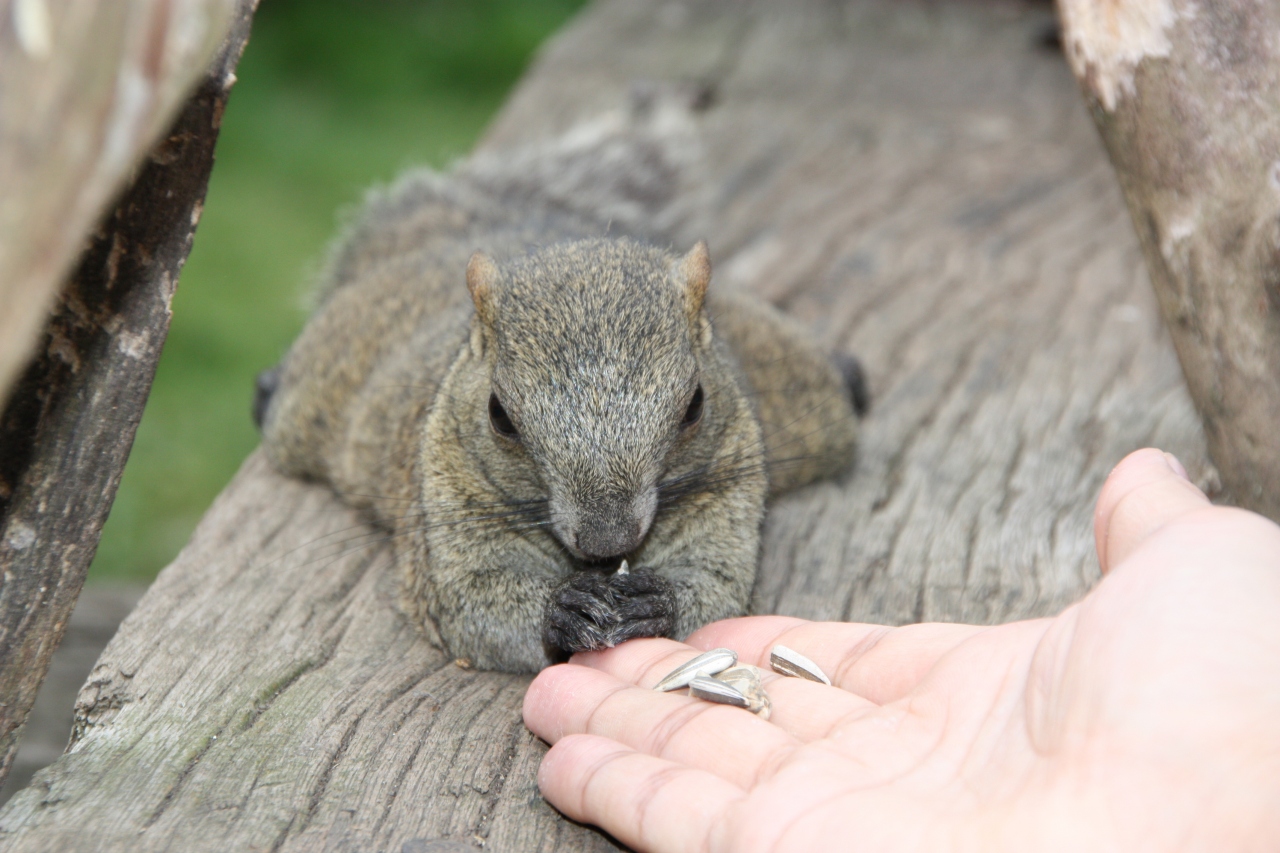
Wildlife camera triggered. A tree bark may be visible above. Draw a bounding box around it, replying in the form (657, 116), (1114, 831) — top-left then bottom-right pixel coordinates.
(1058, 0), (1280, 520)
(0, 0), (256, 788)
(0, 0), (241, 407)
(0, 0), (1215, 850)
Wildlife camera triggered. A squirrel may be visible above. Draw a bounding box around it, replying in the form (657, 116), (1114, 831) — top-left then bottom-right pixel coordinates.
(254, 94), (867, 673)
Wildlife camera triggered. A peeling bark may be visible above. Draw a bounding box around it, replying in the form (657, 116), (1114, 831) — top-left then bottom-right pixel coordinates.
(1059, 0), (1280, 520)
(0, 0), (257, 788)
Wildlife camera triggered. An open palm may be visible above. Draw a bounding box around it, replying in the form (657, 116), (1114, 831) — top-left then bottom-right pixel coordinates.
(523, 449), (1280, 851)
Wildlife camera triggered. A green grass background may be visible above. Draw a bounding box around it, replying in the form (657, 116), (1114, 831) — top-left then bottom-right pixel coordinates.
(88, 0), (587, 583)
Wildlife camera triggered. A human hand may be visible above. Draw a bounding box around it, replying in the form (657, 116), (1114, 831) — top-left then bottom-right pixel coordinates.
(523, 449), (1280, 851)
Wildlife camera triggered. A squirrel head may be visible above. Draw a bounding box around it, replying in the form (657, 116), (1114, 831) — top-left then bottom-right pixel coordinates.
(462, 237), (723, 563)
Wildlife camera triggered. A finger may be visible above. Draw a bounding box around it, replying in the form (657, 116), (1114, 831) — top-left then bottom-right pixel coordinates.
(689, 615), (989, 704)
(575, 637), (880, 742)
(571, 637), (703, 690)
(539, 733), (744, 853)
(524, 658), (797, 789)
(1093, 448), (1210, 574)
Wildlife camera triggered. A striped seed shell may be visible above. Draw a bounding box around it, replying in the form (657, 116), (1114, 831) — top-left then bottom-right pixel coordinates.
(653, 648), (737, 692)
(769, 644), (831, 685)
(688, 675), (750, 708)
(713, 665), (772, 719)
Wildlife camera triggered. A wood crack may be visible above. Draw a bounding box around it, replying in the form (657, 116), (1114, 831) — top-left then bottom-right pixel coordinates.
(141, 730), (221, 830)
(296, 711), (366, 835)
(469, 700), (527, 844)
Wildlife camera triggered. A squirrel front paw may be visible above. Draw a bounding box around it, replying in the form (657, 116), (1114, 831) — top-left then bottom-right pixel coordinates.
(543, 568), (677, 659)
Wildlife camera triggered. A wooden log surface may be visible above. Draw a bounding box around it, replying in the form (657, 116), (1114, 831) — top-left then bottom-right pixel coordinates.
(1059, 0), (1280, 522)
(0, 0), (256, 790)
(0, 1), (1214, 850)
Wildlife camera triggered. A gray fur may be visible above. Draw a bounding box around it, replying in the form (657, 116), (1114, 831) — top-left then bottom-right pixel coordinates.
(259, 108), (861, 673)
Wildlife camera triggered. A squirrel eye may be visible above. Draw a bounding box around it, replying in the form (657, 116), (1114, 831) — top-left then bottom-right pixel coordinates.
(489, 392), (519, 439)
(681, 384), (704, 428)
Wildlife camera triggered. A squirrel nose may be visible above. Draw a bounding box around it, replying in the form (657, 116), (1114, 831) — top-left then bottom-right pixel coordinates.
(574, 517), (647, 560)
(553, 485), (658, 561)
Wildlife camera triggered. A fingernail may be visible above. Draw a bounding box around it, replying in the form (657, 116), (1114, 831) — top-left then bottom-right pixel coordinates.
(1163, 452), (1190, 481)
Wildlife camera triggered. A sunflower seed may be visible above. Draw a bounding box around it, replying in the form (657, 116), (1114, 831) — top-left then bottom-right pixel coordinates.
(653, 648), (737, 692)
(769, 644), (831, 685)
(688, 675), (750, 708)
(714, 665), (772, 719)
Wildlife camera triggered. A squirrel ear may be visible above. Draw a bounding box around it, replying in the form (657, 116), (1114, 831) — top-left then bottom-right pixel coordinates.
(466, 251), (500, 327)
(674, 240), (711, 319)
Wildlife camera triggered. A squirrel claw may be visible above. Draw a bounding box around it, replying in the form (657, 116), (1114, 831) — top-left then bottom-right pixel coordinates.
(543, 567), (677, 658)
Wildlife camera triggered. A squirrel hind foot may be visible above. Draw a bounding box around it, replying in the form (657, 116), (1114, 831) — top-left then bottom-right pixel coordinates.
(831, 352), (871, 418)
(252, 365), (282, 430)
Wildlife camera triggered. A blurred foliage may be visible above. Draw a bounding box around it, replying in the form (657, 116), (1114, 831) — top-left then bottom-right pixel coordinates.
(88, 0), (586, 583)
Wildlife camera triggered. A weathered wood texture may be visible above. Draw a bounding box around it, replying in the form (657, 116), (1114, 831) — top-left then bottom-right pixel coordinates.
(0, 0), (238, 405)
(0, 0), (256, 789)
(0, 586), (144, 805)
(0, 1), (1212, 850)
(1058, 0), (1280, 521)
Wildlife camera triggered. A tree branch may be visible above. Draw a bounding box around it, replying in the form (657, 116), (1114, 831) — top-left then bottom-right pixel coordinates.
(1059, 0), (1280, 519)
(0, 0), (256, 787)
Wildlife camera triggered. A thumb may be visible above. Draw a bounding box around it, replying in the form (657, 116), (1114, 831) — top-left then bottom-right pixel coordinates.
(1093, 448), (1210, 575)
